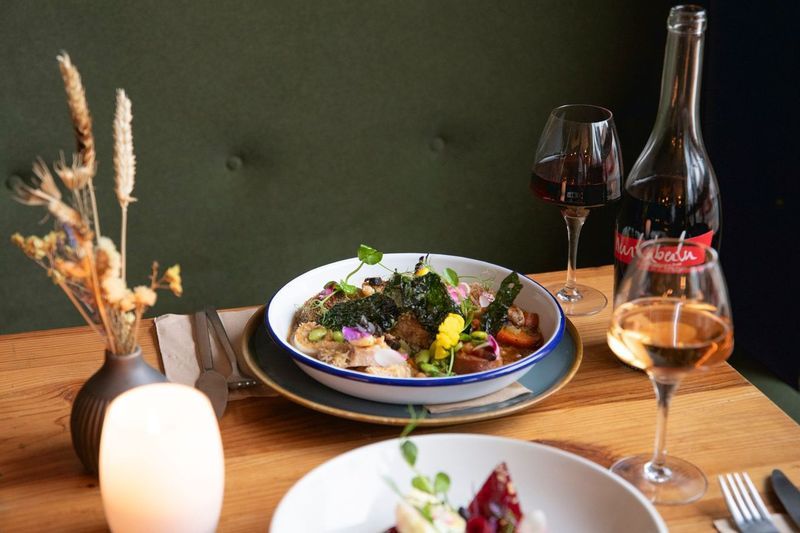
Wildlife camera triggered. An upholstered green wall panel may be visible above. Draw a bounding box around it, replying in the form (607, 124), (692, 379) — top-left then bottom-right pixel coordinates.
(1, 0), (674, 333)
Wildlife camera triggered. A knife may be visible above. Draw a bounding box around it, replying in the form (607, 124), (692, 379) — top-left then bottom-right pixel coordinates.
(194, 310), (228, 419)
(204, 306), (257, 389)
(771, 469), (800, 528)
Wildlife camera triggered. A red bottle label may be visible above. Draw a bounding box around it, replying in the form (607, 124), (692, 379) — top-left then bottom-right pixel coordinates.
(614, 230), (714, 267)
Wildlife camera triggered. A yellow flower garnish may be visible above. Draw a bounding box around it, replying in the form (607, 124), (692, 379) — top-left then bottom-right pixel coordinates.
(432, 313), (465, 359)
(415, 266), (429, 277)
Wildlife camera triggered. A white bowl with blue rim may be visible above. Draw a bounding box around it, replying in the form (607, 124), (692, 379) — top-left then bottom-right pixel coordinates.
(266, 253), (565, 405)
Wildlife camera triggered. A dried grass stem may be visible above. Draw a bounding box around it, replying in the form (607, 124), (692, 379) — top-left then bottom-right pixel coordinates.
(57, 52), (101, 240)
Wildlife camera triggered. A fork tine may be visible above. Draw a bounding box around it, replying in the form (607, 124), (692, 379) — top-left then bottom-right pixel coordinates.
(727, 473), (754, 522)
(742, 473), (772, 520)
(719, 475), (745, 525)
(733, 472), (761, 519)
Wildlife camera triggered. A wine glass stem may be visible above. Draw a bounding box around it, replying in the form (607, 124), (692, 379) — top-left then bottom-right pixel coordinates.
(646, 375), (681, 483)
(560, 207), (589, 300)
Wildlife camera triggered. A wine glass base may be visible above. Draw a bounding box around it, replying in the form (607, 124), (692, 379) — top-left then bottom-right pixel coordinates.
(545, 283), (607, 317)
(610, 454), (708, 505)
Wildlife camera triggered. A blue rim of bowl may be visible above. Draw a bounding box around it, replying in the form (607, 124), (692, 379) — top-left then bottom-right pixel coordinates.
(265, 256), (566, 387)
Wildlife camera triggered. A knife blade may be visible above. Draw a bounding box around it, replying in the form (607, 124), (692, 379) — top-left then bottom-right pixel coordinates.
(771, 469), (800, 528)
(194, 310), (228, 419)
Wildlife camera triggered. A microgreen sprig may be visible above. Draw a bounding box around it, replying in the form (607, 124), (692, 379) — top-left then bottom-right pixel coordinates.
(447, 346), (456, 375)
(316, 245), (390, 311)
(397, 407), (451, 505)
(335, 244), (384, 295)
(441, 267), (459, 287)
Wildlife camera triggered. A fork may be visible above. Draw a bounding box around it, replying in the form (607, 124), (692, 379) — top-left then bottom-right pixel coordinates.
(718, 472), (780, 533)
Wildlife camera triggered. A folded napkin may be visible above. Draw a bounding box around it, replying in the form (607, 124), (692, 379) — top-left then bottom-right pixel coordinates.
(155, 308), (277, 400)
(713, 514), (799, 533)
(155, 307), (532, 411)
(425, 382), (532, 414)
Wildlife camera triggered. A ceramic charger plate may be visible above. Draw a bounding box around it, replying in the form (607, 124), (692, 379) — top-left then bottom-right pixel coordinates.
(266, 253), (565, 404)
(240, 306), (582, 426)
(270, 434), (668, 532)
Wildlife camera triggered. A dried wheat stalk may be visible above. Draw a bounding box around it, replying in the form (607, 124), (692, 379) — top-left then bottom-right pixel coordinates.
(57, 52), (101, 239)
(113, 89), (136, 282)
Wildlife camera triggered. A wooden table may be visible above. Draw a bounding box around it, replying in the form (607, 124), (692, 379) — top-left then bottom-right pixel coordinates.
(2, 265), (799, 532)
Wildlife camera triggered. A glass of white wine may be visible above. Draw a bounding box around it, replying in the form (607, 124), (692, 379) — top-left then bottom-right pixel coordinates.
(608, 238), (733, 505)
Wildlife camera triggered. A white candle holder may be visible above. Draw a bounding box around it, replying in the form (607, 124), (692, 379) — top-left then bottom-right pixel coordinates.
(99, 383), (225, 533)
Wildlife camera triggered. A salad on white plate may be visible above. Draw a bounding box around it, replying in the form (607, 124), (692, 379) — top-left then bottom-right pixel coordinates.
(387, 419), (547, 533)
(269, 431), (668, 533)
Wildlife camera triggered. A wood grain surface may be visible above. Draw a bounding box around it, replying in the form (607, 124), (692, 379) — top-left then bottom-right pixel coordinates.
(1, 266), (798, 532)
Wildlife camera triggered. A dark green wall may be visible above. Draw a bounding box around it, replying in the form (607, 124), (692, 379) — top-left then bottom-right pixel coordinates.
(1, 0), (673, 333)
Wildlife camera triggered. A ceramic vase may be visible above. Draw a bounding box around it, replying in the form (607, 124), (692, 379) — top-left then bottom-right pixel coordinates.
(70, 346), (167, 474)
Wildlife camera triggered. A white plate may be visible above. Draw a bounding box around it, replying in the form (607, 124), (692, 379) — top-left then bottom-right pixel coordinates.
(266, 253), (565, 404)
(271, 434), (668, 532)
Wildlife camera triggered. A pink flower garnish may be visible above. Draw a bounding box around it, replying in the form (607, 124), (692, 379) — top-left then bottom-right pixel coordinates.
(342, 326), (370, 342)
(474, 334), (500, 359)
(478, 292), (495, 308)
(447, 282), (471, 303)
(317, 286), (335, 299)
(446, 286), (459, 302)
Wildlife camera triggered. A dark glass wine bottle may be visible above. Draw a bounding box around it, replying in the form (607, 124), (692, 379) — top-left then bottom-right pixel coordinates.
(614, 5), (721, 292)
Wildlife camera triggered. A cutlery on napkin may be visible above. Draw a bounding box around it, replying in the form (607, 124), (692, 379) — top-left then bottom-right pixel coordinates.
(155, 307), (277, 400)
(713, 470), (800, 533)
(773, 470), (800, 529)
(194, 310), (229, 419)
(205, 306), (258, 389)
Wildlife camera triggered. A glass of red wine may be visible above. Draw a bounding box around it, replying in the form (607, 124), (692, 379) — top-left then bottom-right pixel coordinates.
(531, 104), (622, 316)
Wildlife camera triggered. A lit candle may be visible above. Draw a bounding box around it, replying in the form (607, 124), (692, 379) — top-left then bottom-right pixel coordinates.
(99, 383), (224, 533)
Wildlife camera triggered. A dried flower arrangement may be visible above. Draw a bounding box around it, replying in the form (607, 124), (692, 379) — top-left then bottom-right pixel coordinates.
(9, 53), (182, 355)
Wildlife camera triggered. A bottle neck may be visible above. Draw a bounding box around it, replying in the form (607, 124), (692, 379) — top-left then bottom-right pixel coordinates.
(653, 25), (705, 141)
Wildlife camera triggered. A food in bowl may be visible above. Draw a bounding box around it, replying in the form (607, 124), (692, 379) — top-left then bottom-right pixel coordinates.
(390, 463), (546, 533)
(387, 430), (546, 533)
(268, 250), (565, 405)
(290, 246), (545, 379)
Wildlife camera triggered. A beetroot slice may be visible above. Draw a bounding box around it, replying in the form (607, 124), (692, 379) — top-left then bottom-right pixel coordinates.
(466, 515), (493, 533)
(466, 462), (523, 530)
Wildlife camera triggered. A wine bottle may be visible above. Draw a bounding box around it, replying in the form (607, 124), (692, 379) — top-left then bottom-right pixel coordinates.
(614, 5), (721, 292)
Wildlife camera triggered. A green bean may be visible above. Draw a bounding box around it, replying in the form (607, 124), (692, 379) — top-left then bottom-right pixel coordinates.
(470, 330), (488, 340)
(331, 330), (344, 343)
(307, 327), (327, 342)
(415, 349), (431, 364)
(459, 333), (472, 342)
(419, 363), (441, 376)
